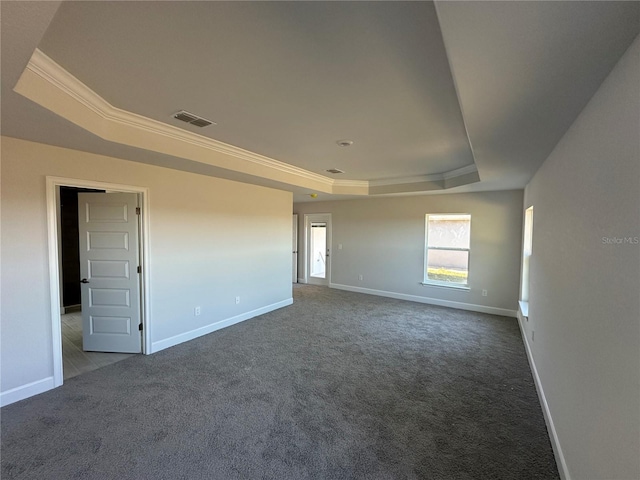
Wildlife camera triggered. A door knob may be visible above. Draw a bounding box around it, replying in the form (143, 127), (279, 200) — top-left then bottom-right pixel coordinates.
(80, 278), (90, 284)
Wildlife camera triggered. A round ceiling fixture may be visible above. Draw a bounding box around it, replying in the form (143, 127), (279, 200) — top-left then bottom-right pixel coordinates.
(336, 139), (354, 147)
(310, 193), (318, 198)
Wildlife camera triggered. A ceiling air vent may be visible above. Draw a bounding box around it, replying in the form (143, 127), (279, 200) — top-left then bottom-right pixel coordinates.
(172, 110), (216, 128)
(326, 168), (344, 174)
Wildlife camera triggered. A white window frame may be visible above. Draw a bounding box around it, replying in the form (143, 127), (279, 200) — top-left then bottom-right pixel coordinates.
(520, 206), (534, 315)
(423, 213), (471, 290)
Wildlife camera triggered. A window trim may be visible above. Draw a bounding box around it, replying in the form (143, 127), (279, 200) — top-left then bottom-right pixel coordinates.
(520, 206), (534, 304)
(423, 213), (471, 288)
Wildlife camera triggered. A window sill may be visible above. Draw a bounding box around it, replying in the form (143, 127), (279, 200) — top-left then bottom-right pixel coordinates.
(518, 301), (529, 318)
(420, 281), (470, 291)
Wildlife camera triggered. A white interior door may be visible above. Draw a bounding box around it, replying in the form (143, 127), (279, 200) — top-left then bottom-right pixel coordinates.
(306, 214), (332, 286)
(292, 214), (298, 283)
(78, 192), (141, 353)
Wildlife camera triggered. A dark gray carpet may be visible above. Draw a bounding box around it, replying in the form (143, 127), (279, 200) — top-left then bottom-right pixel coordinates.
(1, 285), (559, 479)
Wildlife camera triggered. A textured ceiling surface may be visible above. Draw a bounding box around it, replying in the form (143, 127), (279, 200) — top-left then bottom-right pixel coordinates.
(1, 1), (639, 202)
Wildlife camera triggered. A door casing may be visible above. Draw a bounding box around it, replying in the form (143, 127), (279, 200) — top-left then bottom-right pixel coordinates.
(292, 214), (298, 283)
(46, 177), (150, 388)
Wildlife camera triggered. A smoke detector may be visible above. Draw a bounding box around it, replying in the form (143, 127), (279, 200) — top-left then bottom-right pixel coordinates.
(326, 168), (345, 174)
(336, 139), (353, 147)
(172, 110), (216, 128)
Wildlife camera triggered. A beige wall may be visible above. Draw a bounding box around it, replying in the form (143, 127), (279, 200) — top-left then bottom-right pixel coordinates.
(1, 137), (292, 400)
(295, 189), (523, 315)
(523, 35), (639, 479)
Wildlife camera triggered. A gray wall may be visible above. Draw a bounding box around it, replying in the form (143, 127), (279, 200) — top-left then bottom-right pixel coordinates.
(523, 35), (639, 479)
(295, 190), (524, 315)
(1, 137), (292, 401)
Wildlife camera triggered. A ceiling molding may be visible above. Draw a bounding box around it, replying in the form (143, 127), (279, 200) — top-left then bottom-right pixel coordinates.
(332, 179), (369, 188)
(14, 48), (480, 196)
(442, 164), (479, 180)
(369, 164), (478, 187)
(22, 49), (335, 187)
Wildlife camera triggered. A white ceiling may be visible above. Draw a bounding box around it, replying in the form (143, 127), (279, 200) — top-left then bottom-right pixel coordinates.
(1, 1), (638, 203)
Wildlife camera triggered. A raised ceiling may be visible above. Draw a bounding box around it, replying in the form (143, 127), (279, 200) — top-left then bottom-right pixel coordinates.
(2, 1), (638, 202)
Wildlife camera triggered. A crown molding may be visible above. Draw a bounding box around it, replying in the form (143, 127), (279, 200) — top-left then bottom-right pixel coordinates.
(370, 174), (442, 187)
(442, 164), (478, 180)
(16, 48), (479, 196)
(369, 164), (478, 187)
(23, 49), (334, 187)
(332, 179), (370, 188)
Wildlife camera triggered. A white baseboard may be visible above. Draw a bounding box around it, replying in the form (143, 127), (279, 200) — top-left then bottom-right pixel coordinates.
(151, 298), (293, 353)
(297, 278), (306, 284)
(329, 283), (517, 317)
(1, 376), (55, 407)
(517, 312), (570, 480)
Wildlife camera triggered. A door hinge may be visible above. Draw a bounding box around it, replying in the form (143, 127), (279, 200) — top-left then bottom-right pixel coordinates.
(139, 323), (143, 331)
(137, 265), (141, 274)
(136, 207), (141, 215)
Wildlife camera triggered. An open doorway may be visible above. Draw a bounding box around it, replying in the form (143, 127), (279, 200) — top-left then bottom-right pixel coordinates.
(310, 223), (327, 279)
(58, 187), (138, 379)
(304, 213), (332, 286)
(47, 177), (150, 388)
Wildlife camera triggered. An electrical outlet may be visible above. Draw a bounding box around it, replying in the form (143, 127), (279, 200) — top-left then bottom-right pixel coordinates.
(338, 244), (343, 250)
(194, 306), (201, 316)
(482, 289), (488, 297)
(358, 274), (363, 281)
(235, 296), (240, 304)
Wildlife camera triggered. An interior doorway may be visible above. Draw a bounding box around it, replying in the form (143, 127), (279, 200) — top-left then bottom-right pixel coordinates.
(304, 213), (332, 286)
(47, 177), (150, 388)
(58, 187), (143, 379)
(310, 223), (327, 279)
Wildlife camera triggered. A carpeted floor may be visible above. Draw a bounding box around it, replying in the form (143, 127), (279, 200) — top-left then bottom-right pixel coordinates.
(1, 285), (559, 479)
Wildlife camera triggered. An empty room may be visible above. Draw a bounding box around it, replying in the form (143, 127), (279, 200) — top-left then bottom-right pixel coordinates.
(1, 2), (638, 479)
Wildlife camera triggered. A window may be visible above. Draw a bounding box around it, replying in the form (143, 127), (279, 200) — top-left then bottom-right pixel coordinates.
(520, 206), (534, 303)
(424, 214), (471, 287)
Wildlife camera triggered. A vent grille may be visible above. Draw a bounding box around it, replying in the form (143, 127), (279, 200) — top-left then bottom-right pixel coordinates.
(172, 110), (216, 128)
(326, 168), (344, 174)
(190, 118), (213, 128)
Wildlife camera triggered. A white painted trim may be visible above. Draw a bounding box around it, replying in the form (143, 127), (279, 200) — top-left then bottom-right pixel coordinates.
(332, 179), (370, 188)
(518, 300), (529, 318)
(46, 181), (64, 388)
(25, 49), (331, 186)
(0, 377), (55, 407)
(17, 49), (479, 196)
(420, 281), (470, 291)
(442, 164), (479, 180)
(369, 165), (478, 187)
(329, 283), (517, 317)
(45, 176), (152, 391)
(151, 298), (293, 353)
(517, 314), (570, 480)
(370, 174), (443, 187)
(297, 278), (307, 284)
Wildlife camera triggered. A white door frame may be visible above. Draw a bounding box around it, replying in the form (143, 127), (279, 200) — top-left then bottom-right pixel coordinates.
(46, 176), (151, 388)
(303, 213), (332, 285)
(292, 214), (298, 283)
